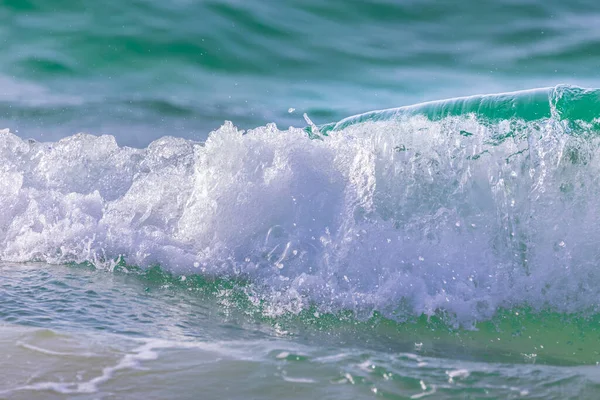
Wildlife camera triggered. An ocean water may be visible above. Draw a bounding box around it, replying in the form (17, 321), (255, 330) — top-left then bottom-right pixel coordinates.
(2, 1), (600, 399)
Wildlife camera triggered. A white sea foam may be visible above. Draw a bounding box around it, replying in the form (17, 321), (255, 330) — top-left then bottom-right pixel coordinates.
(5, 334), (314, 395)
(2, 114), (600, 322)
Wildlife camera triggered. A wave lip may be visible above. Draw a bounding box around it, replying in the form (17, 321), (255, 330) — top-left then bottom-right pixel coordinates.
(320, 84), (600, 132)
(2, 85), (600, 324)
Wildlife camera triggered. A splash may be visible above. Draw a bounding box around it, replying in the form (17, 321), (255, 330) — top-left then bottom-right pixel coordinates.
(2, 85), (600, 323)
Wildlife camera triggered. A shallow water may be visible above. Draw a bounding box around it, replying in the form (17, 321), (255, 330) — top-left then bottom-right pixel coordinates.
(2, 263), (600, 400)
(3, 0), (600, 398)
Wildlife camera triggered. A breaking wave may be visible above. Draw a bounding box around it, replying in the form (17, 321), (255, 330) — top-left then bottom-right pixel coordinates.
(2, 84), (600, 324)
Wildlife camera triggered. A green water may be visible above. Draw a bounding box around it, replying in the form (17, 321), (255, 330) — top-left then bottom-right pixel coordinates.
(1, 0), (600, 146)
(2, 0), (600, 398)
(2, 263), (600, 399)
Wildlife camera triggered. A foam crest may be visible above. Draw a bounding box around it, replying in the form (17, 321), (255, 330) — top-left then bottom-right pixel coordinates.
(2, 103), (600, 322)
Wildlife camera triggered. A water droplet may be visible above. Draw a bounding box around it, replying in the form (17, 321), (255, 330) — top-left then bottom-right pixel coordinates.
(345, 373), (355, 385)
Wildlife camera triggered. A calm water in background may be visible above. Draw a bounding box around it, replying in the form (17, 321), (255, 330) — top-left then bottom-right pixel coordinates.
(1, 0), (599, 146)
(3, 1), (600, 399)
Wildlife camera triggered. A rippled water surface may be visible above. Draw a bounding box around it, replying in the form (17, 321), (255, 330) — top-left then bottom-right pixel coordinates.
(2, 0), (600, 145)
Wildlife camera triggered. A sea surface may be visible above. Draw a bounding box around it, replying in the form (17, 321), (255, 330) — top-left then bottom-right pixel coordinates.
(2, 1), (600, 399)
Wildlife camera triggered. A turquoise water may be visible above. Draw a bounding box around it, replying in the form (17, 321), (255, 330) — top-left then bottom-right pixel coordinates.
(2, 262), (600, 399)
(2, 1), (600, 399)
(2, 0), (600, 146)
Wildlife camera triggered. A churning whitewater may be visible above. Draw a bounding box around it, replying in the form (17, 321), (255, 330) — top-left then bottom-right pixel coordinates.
(2, 85), (600, 324)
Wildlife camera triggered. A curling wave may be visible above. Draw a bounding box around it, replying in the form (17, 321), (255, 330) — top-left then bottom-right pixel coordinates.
(2, 84), (600, 323)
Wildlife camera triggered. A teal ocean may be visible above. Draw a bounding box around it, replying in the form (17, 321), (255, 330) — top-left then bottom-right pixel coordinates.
(2, 1), (600, 399)
(2, 0), (600, 146)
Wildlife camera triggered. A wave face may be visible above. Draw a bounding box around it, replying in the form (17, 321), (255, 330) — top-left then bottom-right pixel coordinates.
(2, 85), (600, 324)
